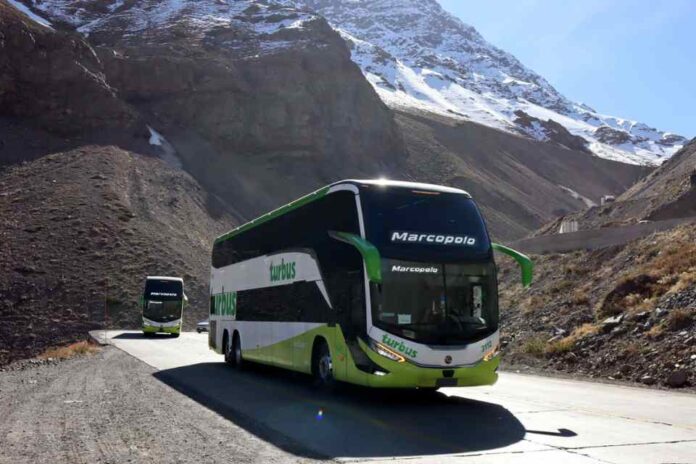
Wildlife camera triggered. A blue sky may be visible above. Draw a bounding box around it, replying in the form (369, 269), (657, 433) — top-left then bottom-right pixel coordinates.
(439, 0), (695, 137)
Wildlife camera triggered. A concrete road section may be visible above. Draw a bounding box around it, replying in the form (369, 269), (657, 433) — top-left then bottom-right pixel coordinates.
(102, 331), (696, 463)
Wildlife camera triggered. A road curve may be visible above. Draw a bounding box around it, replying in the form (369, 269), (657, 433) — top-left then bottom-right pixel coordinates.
(100, 331), (696, 463)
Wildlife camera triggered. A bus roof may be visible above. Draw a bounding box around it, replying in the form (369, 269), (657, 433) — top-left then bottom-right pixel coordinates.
(343, 179), (470, 195)
(146, 276), (184, 282)
(214, 179), (472, 244)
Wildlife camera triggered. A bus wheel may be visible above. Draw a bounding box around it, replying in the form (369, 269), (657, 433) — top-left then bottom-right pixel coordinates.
(232, 333), (243, 368)
(171, 333), (180, 338)
(313, 341), (335, 389)
(223, 332), (233, 366)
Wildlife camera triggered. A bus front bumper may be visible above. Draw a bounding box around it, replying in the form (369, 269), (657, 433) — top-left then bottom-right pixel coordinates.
(358, 344), (500, 388)
(142, 318), (181, 334)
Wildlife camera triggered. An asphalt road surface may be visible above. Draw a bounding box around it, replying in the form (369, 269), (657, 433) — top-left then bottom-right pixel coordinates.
(99, 331), (696, 463)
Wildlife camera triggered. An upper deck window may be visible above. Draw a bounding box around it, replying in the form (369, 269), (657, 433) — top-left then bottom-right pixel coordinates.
(360, 188), (491, 262)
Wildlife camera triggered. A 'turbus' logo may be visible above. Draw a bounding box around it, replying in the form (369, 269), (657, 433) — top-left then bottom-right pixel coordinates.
(270, 258), (296, 282)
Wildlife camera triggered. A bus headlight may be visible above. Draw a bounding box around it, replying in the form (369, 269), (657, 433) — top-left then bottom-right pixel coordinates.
(369, 339), (406, 363)
(483, 343), (501, 362)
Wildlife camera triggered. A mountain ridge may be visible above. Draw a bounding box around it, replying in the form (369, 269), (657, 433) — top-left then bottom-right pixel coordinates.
(277, 0), (686, 165)
(3, 0), (651, 241)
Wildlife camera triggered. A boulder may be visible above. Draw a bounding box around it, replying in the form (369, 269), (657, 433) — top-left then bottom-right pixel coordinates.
(601, 314), (624, 333)
(666, 370), (688, 388)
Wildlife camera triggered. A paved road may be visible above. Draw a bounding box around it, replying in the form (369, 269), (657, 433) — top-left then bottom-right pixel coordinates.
(98, 331), (696, 463)
(510, 216), (696, 255)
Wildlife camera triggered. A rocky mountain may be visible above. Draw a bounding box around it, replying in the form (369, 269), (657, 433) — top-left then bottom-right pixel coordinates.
(0, 146), (235, 365)
(12, 0), (406, 221)
(396, 111), (650, 240)
(497, 222), (695, 389)
(1, 0), (647, 242)
(537, 138), (696, 234)
(278, 0), (687, 165)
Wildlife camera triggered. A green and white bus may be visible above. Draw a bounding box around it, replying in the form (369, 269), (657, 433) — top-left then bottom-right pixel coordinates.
(209, 180), (532, 389)
(142, 276), (187, 337)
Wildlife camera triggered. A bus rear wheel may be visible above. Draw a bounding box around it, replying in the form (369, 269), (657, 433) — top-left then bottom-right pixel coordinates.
(223, 332), (233, 366)
(312, 340), (335, 389)
(232, 333), (243, 368)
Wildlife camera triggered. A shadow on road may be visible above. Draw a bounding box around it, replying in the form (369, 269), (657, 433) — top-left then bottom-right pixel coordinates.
(154, 361), (527, 459)
(112, 333), (176, 340)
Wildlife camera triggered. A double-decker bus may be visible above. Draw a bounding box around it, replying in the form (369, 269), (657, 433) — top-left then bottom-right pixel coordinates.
(142, 276), (187, 337)
(209, 180), (532, 389)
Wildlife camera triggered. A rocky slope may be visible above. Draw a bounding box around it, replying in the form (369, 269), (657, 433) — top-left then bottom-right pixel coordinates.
(397, 110), (650, 240)
(0, 147), (235, 365)
(0, 0), (148, 164)
(498, 224), (695, 389)
(279, 0), (687, 165)
(537, 138), (696, 234)
(497, 138), (696, 388)
(23, 0), (407, 221)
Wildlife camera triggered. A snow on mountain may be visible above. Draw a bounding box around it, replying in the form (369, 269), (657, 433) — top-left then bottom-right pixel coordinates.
(278, 0), (686, 165)
(23, 0), (685, 165)
(28, 0), (319, 53)
(6, 0), (52, 28)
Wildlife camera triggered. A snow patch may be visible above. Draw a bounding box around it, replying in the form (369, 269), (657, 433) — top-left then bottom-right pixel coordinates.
(6, 0), (53, 29)
(147, 126), (182, 169)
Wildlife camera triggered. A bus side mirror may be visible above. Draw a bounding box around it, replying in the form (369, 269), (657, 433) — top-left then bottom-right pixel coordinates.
(492, 243), (533, 288)
(183, 293), (189, 305)
(328, 231), (382, 283)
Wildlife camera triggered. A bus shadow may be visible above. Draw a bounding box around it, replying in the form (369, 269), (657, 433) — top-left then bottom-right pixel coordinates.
(153, 361), (527, 459)
(112, 333), (175, 340)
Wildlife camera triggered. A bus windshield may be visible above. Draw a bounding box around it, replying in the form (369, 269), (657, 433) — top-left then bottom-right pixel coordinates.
(143, 279), (183, 322)
(373, 259), (498, 345)
(145, 300), (182, 322)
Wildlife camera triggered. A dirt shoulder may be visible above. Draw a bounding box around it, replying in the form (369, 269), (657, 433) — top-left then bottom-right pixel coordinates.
(0, 347), (323, 464)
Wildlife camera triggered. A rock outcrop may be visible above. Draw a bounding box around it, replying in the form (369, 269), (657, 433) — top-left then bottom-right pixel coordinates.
(28, 0), (407, 219)
(0, 1), (136, 136)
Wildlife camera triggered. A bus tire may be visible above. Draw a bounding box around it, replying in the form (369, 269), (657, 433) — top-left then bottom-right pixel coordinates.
(171, 333), (180, 338)
(232, 332), (243, 369)
(312, 339), (335, 389)
(223, 331), (233, 366)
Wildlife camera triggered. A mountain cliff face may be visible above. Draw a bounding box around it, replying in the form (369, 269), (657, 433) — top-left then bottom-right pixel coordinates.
(279, 0), (686, 165)
(0, 146), (235, 365)
(11, 0), (407, 219)
(3, 0), (650, 240)
(0, 0), (146, 164)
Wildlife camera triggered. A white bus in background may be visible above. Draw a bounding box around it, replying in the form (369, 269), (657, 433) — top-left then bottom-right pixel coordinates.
(141, 276), (187, 337)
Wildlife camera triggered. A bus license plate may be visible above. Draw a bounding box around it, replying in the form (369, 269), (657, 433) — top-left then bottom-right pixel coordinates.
(436, 378), (457, 387)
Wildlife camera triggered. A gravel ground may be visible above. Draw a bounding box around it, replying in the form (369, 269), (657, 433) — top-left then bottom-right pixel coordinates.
(0, 347), (324, 464)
